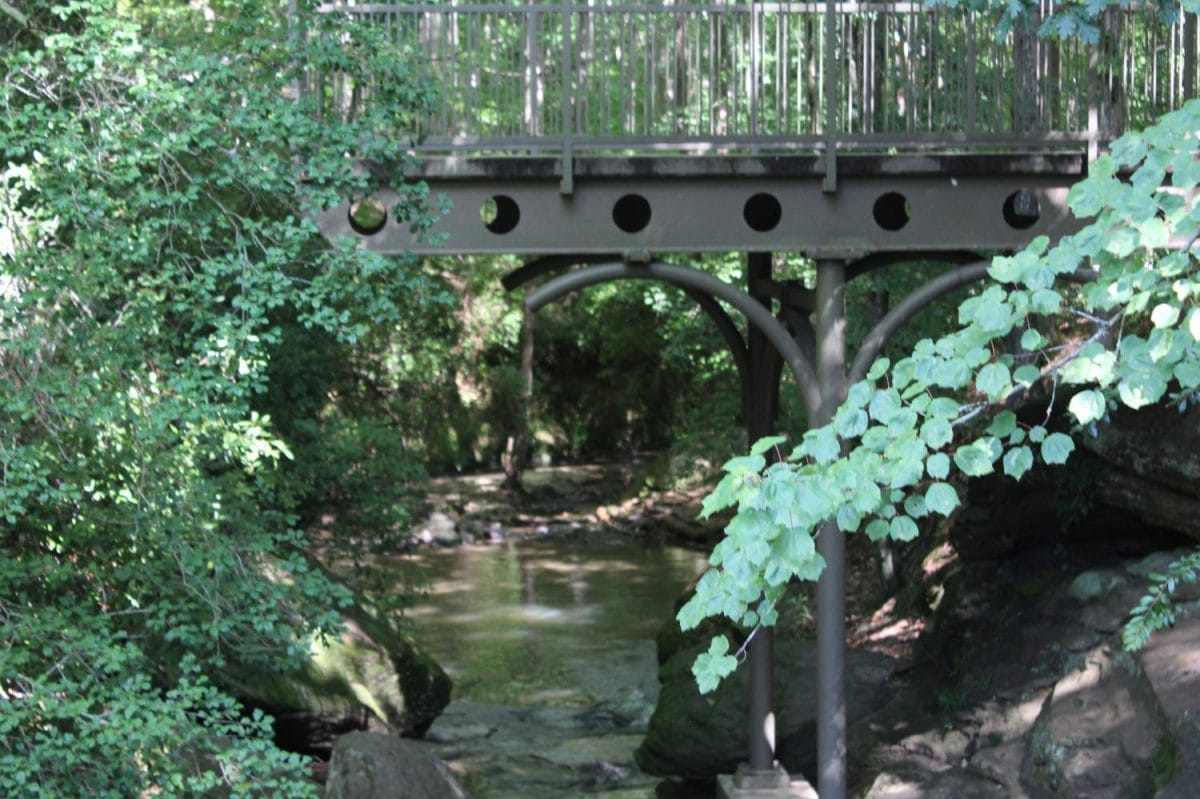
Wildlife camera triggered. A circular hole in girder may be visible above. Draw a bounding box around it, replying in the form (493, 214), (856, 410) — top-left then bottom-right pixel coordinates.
(348, 196), (388, 236)
(612, 193), (652, 233)
(481, 195), (520, 235)
(1002, 190), (1040, 230)
(872, 191), (910, 231)
(743, 192), (783, 232)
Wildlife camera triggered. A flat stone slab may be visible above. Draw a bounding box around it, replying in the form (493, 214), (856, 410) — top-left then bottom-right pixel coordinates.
(716, 773), (817, 799)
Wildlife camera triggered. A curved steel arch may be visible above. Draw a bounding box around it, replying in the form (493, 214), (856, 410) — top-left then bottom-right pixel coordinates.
(848, 260), (992, 385)
(503, 257), (755, 415)
(525, 261), (822, 418)
(501, 253), (620, 292)
(845, 249), (986, 282)
(847, 261), (1103, 386)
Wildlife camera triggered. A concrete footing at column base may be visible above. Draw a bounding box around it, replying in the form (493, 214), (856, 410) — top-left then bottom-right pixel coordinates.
(716, 764), (818, 799)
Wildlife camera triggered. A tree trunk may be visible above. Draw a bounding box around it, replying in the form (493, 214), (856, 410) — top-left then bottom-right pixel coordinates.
(502, 308), (536, 491)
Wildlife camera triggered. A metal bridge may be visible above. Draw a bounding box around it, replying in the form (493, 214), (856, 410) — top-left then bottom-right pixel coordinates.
(309, 4), (1197, 798)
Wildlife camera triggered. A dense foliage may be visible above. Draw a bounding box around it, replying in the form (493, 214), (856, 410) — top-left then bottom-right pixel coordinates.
(682, 96), (1200, 692)
(0, 1), (443, 794)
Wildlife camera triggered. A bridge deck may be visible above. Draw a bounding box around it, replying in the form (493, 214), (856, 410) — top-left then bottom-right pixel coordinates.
(311, 3), (1196, 256)
(316, 2), (1197, 154)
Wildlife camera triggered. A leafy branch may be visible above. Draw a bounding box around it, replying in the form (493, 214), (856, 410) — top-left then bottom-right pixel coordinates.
(683, 99), (1200, 693)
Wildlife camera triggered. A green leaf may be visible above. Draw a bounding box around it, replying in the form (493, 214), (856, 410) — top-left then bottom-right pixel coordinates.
(692, 636), (739, 694)
(903, 493), (929, 519)
(836, 504), (862, 533)
(865, 519), (890, 541)
(1040, 433), (1076, 465)
(926, 452), (951, 479)
(1151, 303), (1181, 329)
(1002, 446), (1034, 480)
(920, 416), (954, 449)
(1020, 328), (1046, 351)
(953, 440), (997, 476)
(925, 482), (959, 516)
(986, 410), (1017, 438)
(866, 358), (891, 381)
(800, 427), (840, 464)
(1068, 389), (1107, 424)
(1029, 425), (1047, 444)
(977, 362), (1012, 401)
(750, 435), (788, 457)
(1013, 364), (1041, 387)
(890, 515), (919, 542)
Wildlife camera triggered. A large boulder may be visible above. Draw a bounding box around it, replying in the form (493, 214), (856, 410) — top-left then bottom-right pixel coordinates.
(1080, 403), (1200, 541)
(635, 634), (895, 780)
(237, 603), (451, 754)
(1020, 645), (1171, 798)
(325, 732), (469, 799)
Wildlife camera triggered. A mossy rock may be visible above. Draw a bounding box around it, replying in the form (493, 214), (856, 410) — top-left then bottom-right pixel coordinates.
(236, 603), (451, 753)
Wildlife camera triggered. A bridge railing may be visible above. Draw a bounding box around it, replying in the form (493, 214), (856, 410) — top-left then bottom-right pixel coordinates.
(313, 2), (1198, 154)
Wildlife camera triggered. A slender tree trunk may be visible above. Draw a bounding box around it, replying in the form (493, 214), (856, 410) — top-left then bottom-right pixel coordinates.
(502, 308), (536, 491)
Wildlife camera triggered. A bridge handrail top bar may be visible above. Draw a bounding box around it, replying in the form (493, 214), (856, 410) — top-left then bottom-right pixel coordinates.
(409, 132), (1099, 148)
(319, 2), (940, 14)
(388, 150), (1086, 180)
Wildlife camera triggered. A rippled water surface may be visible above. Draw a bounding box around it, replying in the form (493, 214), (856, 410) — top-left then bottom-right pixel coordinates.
(401, 540), (708, 706)
(393, 539), (710, 798)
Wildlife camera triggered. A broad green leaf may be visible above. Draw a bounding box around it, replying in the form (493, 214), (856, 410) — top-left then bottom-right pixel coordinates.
(836, 504), (862, 533)
(1117, 374), (1168, 409)
(925, 482), (959, 516)
(692, 636), (738, 695)
(1175, 361), (1200, 390)
(802, 427), (840, 464)
(1068, 389), (1107, 424)
(890, 515), (919, 542)
(1020, 328), (1046, 351)
(869, 389), (902, 424)
(1040, 433), (1076, 465)
(903, 494), (928, 519)
(926, 452), (951, 479)
(1151, 303), (1181, 329)
(1013, 364), (1042, 387)
(866, 357), (891, 381)
(865, 519), (890, 541)
(1002, 446), (1034, 480)
(976, 362), (1012, 401)
(920, 416), (954, 449)
(750, 435), (787, 457)
(986, 410), (1017, 438)
(953, 440), (997, 476)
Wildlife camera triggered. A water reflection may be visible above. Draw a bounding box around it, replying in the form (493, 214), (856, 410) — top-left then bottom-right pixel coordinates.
(393, 540), (709, 707)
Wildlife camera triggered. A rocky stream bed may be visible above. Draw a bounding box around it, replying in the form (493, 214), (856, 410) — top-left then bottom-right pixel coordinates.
(300, 410), (1200, 798)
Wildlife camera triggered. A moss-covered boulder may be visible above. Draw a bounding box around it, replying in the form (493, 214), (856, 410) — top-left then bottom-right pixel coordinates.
(237, 603), (451, 754)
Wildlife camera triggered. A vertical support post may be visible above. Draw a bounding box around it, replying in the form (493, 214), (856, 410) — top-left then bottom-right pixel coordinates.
(560, 0), (574, 194)
(1185, 13), (1197, 101)
(745, 251), (777, 775)
(751, 0), (761, 136)
(1087, 41), (1099, 162)
(966, 13), (977, 134)
(823, 0), (838, 192)
(814, 259), (847, 799)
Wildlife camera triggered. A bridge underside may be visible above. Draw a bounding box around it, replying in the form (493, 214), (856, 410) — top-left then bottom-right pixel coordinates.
(318, 152), (1087, 258)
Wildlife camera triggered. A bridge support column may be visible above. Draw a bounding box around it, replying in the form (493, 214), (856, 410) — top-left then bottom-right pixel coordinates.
(721, 253), (816, 799)
(814, 259), (848, 799)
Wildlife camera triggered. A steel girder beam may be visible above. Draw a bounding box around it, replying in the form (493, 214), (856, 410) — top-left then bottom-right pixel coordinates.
(315, 154), (1086, 258)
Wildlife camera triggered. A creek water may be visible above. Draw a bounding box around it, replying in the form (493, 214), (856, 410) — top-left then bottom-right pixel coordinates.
(397, 538), (709, 798)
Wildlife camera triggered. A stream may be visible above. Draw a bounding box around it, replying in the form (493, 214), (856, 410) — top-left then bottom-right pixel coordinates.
(396, 536), (709, 797)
